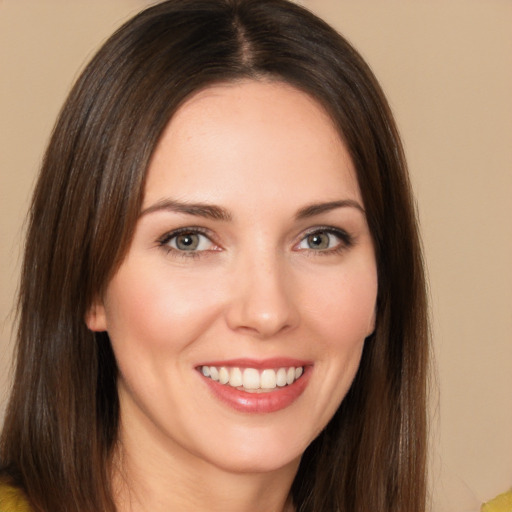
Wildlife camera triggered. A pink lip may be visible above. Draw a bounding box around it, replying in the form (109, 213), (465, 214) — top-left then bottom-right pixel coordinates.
(197, 359), (312, 414)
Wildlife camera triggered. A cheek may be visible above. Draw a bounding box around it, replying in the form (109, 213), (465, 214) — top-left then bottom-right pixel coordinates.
(297, 264), (377, 437)
(303, 265), (378, 348)
(103, 264), (226, 356)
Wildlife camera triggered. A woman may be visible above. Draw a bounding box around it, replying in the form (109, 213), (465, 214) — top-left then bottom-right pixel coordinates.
(0, 1), (428, 511)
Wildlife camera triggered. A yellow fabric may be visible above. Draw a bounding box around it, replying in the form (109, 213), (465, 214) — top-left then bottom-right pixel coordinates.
(2, 481), (510, 512)
(2, 482), (509, 512)
(0, 482), (31, 512)
(481, 490), (512, 512)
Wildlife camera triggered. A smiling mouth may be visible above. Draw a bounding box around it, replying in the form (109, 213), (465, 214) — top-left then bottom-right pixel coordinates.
(199, 365), (304, 393)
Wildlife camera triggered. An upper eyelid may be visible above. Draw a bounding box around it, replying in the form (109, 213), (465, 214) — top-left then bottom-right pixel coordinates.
(158, 226), (214, 242)
(297, 225), (352, 240)
(300, 225), (347, 235)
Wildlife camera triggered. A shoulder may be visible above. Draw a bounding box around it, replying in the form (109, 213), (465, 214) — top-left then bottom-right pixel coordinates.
(481, 489), (512, 512)
(0, 481), (32, 512)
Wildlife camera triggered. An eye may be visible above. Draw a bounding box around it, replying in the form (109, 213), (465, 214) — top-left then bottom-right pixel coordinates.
(296, 228), (352, 253)
(159, 228), (216, 253)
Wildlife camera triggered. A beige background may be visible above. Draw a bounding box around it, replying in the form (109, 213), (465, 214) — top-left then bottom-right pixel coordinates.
(1, 1), (511, 510)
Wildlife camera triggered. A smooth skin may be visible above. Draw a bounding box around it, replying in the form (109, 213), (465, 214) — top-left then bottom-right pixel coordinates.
(87, 80), (378, 512)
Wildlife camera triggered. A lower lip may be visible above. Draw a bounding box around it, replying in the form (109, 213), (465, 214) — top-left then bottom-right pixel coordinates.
(200, 367), (311, 413)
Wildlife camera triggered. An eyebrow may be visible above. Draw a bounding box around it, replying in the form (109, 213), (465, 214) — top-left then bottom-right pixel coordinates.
(295, 199), (365, 219)
(140, 199), (232, 221)
(140, 198), (364, 222)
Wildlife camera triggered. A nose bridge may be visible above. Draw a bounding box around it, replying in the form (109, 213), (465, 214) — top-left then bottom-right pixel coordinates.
(226, 244), (299, 337)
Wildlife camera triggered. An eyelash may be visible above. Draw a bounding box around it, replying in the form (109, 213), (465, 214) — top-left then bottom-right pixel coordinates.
(297, 226), (354, 256)
(157, 227), (217, 259)
(156, 226), (354, 258)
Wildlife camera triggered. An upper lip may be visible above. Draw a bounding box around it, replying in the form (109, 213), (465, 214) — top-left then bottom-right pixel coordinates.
(196, 357), (311, 369)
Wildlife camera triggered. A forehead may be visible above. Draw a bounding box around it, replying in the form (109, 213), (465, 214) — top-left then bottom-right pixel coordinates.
(144, 80), (361, 209)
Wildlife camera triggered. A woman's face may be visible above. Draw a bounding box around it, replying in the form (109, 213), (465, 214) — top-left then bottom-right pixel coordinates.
(87, 80), (377, 475)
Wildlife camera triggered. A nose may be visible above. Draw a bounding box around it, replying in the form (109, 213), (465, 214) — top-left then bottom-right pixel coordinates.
(225, 253), (300, 339)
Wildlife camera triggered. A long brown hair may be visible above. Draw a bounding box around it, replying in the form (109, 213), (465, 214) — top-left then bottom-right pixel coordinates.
(0, 1), (428, 511)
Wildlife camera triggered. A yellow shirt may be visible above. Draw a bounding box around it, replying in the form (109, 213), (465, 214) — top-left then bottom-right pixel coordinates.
(2, 480), (511, 512)
(482, 490), (512, 512)
(0, 482), (31, 512)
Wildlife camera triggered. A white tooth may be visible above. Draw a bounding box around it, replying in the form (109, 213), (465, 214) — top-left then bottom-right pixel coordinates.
(201, 366), (210, 377)
(209, 366), (219, 381)
(219, 367), (229, 384)
(243, 368), (260, 390)
(286, 367), (295, 385)
(295, 367), (303, 379)
(261, 369), (277, 389)
(276, 368), (288, 387)
(229, 367), (243, 387)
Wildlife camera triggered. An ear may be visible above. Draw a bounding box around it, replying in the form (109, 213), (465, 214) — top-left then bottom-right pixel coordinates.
(85, 298), (108, 332)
